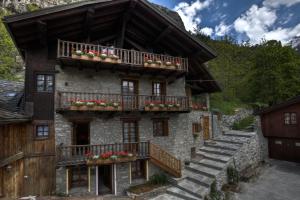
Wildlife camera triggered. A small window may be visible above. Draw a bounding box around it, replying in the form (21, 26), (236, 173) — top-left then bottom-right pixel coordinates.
(36, 124), (49, 138)
(153, 119), (168, 137)
(284, 113), (291, 125)
(284, 112), (297, 125)
(291, 113), (297, 124)
(152, 82), (166, 96)
(192, 123), (202, 133)
(36, 74), (54, 92)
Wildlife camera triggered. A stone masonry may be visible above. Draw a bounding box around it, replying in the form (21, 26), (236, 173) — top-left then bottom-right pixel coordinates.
(54, 65), (212, 195)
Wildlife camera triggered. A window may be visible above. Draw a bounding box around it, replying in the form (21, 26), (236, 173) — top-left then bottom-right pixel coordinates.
(122, 120), (138, 143)
(153, 119), (168, 136)
(132, 160), (145, 179)
(192, 123), (202, 133)
(152, 82), (166, 96)
(284, 113), (297, 125)
(36, 124), (49, 138)
(36, 74), (54, 92)
(291, 113), (297, 124)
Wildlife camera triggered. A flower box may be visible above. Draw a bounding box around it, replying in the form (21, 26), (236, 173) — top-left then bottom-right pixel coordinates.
(86, 156), (136, 166)
(69, 105), (88, 110)
(145, 106), (160, 111)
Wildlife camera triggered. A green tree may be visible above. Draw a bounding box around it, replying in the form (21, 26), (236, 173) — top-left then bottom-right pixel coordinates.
(0, 9), (22, 80)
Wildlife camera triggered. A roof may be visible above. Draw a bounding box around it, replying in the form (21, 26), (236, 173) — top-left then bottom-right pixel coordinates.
(3, 0), (220, 93)
(255, 95), (300, 115)
(0, 108), (30, 124)
(0, 79), (24, 112)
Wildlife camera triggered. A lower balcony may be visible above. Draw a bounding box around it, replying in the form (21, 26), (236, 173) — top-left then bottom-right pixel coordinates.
(57, 91), (190, 112)
(56, 142), (149, 166)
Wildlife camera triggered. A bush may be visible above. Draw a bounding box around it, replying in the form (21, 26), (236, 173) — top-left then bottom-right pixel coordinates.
(26, 3), (40, 12)
(205, 181), (222, 200)
(149, 173), (168, 185)
(232, 115), (254, 130)
(227, 166), (239, 185)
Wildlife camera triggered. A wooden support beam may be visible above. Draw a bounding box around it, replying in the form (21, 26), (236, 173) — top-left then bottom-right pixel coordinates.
(116, 0), (137, 47)
(129, 162), (132, 184)
(146, 160), (149, 181)
(66, 168), (69, 195)
(154, 26), (172, 44)
(125, 38), (147, 51)
(37, 20), (47, 46)
(83, 8), (95, 42)
(88, 166), (91, 193)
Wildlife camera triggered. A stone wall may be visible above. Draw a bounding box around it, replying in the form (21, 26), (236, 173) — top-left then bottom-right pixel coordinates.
(221, 109), (253, 129)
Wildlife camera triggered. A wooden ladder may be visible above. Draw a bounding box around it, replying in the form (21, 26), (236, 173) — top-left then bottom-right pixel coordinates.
(149, 143), (181, 178)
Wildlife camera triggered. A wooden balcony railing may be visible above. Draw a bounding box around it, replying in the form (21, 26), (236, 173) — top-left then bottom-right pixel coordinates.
(57, 91), (190, 112)
(57, 40), (189, 72)
(57, 142), (149, 166)
(149, 143), (181, 177)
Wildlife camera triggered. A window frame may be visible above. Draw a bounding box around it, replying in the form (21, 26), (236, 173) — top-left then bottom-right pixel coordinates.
(152, 118), (169, 137)
(33, 121), (51, 140)
(284, 112), (297, 125)
(36, 73), (54, 93)
(192, 123), (202, 133)
(152, 81), (166, 96)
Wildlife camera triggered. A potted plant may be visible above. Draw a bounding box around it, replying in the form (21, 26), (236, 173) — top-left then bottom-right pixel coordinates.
(155, 60), (162, 68)
(72, 50), (83, 59)
(86, 101), (96, 109)
(175, 62), (181, 69)
(145, 101), (155, 111)
(95, 101), (107, 110)
(193, 132), (199, 139)
(70, 100), (87, 110)
(165, 61), (175, 69)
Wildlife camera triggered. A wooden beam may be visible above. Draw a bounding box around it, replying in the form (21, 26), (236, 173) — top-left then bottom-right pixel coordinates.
(154, 26), (172, 44)
(83, 8), (95, 42)
(37, 20), (47, 46)
(125, 38), (147, 51)
(116, 0), (137, 47)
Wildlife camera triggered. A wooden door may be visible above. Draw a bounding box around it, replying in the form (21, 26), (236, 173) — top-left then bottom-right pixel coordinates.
(122, 80), (138, 110)
(203, 116), (210, 140)
(122, 120), (139, 153)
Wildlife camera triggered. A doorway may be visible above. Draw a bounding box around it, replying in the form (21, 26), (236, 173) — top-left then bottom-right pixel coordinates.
(122, 80), (138, 110)
(98, 165), (112, 194)
(203, 116), (210, 140)
(72, 122), (90, 145)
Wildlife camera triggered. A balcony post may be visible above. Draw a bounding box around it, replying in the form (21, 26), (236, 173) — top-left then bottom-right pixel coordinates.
(129, 162), (132, 184)
(96, 166), (99, 195)
(146, 160), (149, 181)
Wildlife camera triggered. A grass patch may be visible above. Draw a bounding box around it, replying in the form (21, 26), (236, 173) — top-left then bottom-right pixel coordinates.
(232, 116), (255, 130)
(128, 173), (169, 194)
(127, 182), (166, 194)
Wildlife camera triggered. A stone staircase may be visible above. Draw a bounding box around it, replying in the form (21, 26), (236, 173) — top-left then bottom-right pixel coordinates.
(151, 131), (256, 200)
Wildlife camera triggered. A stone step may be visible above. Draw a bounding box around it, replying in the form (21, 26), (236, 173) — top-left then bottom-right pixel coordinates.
(182, 169), (213, 187)
(191, 158), (226, 170)
(196, 150), (231, 163)
(151, 193), (185, 200)
(213, 138), (244, 145)
(186, 162), (220, 178)
(200, 146), (235, 156)
(166, 186), (201, 200)
(204, 141), (240, 151)
(176, 178), (209, 199)
(217, 135), (249, 143)
(224, 132), (254, 138)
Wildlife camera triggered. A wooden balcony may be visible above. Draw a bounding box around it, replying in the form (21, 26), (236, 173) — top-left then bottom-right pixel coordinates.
(57, 40), (188, 76)
(57, 91), (190, 112)
(57, 142), (149, 166)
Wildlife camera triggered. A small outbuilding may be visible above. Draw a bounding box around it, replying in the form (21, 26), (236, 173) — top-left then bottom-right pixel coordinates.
(256, 95), (300, 163)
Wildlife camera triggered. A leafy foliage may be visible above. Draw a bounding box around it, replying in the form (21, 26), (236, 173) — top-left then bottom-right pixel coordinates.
(149, 173), (168, 185)
(194, 31), (300, 112)
(232, 116), (255, 130)
(0, 9), (22, 80)
(227, 166), (240, 185)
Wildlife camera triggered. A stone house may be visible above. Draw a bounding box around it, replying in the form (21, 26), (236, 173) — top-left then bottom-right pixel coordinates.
(1, 0), (221, 198)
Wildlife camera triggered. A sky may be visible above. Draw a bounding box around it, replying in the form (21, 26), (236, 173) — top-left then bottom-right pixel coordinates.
(149, 0), (300, 44)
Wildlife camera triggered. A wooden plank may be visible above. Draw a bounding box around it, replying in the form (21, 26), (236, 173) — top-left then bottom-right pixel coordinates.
(0, 152), (24, 168)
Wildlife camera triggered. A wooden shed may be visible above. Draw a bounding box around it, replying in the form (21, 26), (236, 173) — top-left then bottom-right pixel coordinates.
(257, 96), (300, 163)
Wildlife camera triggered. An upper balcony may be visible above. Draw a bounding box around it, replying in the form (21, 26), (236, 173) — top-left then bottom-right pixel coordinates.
(57, 40), (189, 76)
(56, 91), (190, 113)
